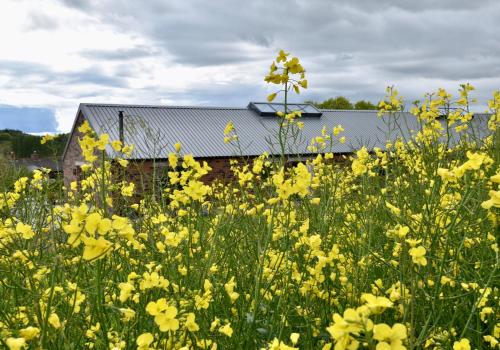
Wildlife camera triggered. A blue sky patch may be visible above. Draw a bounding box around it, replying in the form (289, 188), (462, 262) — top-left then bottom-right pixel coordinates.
(0, 105), (58, 133)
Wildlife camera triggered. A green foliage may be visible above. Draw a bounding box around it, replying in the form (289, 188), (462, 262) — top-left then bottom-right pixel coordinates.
(0, 129), (68, 158)
(354, 99), (377, 110)
(0, 132), (11, 142)
(0, 156), (30, 191)
(316, 96), (353, 109)
(308, 96), (377, 110)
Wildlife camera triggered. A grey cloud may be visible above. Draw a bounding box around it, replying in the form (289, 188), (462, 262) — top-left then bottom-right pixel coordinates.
(382, 56), (500, 80)
(19, 0), (500, 124)
(0, 60), (52, 78)
(239, 33), (273, 48)
(56, 0), (288, 65)
(166, 42), (266, 66)
(63, 67), (128, 88)
(57, 0), (90, 10)
(344, 0), (496, 12)
(158, 83), (266, 107)
(0, 60), (128, 88)
(26, 12), (58, 31)
(54, 0), (500, 71)
(80, 46), (159, 60)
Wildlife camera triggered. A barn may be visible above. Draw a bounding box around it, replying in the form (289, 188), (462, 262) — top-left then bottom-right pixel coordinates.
(62, 102), (491, 187)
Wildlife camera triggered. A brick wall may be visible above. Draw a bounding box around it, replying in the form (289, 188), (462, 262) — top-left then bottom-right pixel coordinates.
(62, 112), (86, 188)
(199, 157), (235, 183)
(121, 160), (157, 193)
(63, 117), (240, 191)
(123, 157), (237, 189)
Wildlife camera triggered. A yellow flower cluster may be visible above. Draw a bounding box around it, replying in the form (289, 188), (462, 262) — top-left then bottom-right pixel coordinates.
(308, 125), (346, 152)
(223, 121), (238, 144)
(40, 133), (55, 144)
(325, 293), (407, 350)
(378, 86), (403, 116)
(265, 50), (307, 102)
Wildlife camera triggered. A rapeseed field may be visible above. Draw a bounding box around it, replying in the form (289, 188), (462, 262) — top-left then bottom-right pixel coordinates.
(0, 52), (498, 349)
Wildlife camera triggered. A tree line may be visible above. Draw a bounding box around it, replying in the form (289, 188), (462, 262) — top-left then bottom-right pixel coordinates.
(306, 96), (377, 110)
(0, 129), (68, 158)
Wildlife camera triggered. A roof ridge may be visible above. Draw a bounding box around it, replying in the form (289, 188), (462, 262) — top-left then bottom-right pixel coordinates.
(319, 109), (379, 112)
(81, 103), (247, 110)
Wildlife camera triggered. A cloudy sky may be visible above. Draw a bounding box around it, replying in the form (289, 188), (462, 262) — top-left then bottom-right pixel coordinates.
(0, 0), (499, 133)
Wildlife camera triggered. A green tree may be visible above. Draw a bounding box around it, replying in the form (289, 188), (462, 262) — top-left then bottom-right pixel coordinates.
(11, 134), (39, 158)
(307, 97), (378, 111)
(0, 132), (12, 142)
(354, 100), (377, 110)
(0, 129), (68, 158)
(315, 96), (353, 110)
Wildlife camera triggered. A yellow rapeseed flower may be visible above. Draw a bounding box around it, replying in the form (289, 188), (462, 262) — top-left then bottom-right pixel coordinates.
(118, 282), (135, 303)
(85, 213), (111, 235)
(121, 182), (135, 197)
(185, 312), (200, 332)
(78, 120), (92, 133)
(277, 49), (289, 63)
(15, 222), (35, 240)
(267, 93), (277, 102)
(111, 140), (122, 152)
(5, 338), (26, 350)
(48, 313), (61, 329)
(373, 323), (407, 350)
(119, 308), (136, 322)
(146, 298), (168, 315)
(154, 306), (179, 332)
(409, 246), (427, 266)
(96, 134), (109, 151)
(453, 338), (471, 350)
(219, 322), (233, 337)
(224, 122), (234, 136)
(136, 332), (154, 350)
(19, 326), (40, 340)
(40, 134), (55, 144)
(361, 293), (393, 314)
(481, 190), (500, 210)
(81, 236), (112, 261)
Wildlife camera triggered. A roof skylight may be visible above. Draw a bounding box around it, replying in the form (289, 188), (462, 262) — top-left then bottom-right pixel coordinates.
(248, 102), (322, 117)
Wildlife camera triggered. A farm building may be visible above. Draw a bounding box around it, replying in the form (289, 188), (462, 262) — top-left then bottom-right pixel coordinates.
(62, 102), (491, 187)
(11, 156), (62, 178)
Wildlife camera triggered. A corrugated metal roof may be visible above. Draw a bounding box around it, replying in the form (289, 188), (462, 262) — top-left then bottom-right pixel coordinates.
(81, 104), (271, 159)
(76, 103), (492, 159)
(259, 109), (424, 154)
